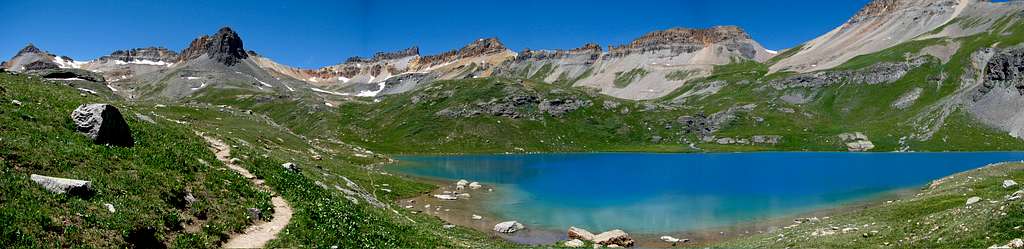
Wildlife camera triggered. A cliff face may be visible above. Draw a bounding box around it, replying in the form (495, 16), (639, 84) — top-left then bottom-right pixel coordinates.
(607, 26), (763, 59)
(417, 38), (508, 67)
(98, 47), (178, 63)
(178, 27), (248, 66)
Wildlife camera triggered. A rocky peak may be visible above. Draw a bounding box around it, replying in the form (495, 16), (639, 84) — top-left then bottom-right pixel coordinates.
(627, 26), (751, 48)
(345, 46), (420, 64)
(179, 27), (248, 66)
(101, 47), (179, 62)
(457, 37), (506, 58)
(571, 43), (603, 53)
(848, 0), (960, 24)
(16, 43), (44, 56)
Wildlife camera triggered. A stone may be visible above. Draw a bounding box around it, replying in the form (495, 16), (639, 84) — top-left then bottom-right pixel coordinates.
(104, 203), (116, 213)
(443, 224), (456, 229)
(564, 239), (585, 248)
(593, 229), (634, 247)
(966, 196), (982, 205)
(456, 179), (469, 187)
(70, 104), (134, 146)
(472, 214), (482, 220)
(1009, 238), (1024, 248)
(468, 182), (482, 189)
(30, 174), (93, 196)
(569, 226), (596, 241)
(660, 235), (688, 243)
(493, 221), (524, 233)
(846, 140), (875, 152)
(433, 194), (457, 200)
(11, 100), (22, 106)
(282, 162), (300, 172)
(246, 208), (261, 221)
(1004, 180), (1018, 189)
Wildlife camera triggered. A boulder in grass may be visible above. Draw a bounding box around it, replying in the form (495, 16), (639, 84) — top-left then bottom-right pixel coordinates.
(282, 162), (300, 172)
(30, 174), (93, 196)
(71, 103), (134, 147)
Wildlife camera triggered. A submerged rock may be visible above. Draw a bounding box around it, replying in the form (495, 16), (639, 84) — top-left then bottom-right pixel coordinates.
(493, 221), (524, 233)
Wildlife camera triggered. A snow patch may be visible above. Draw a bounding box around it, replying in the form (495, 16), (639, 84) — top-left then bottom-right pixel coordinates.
(311, 87), (349, 96)
(114, 59), (173, 67)
(105, 84), (118, 92)
(76, 88), (97, 94)
(190, 81), (208, 91)
(356, 81), (387, 97)
(183, 76), (201, 80)
(52, 57), (89, 69)
(338, 76), (350, 83)
(765, 49), (779, 54)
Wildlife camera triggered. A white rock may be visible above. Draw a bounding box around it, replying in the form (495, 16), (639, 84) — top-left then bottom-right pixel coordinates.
(30, 174), (93, 195)
(660, 235), (681, 243)
(564, 239), (585, 248)
(433, 194), (457, 200)
(11, 100), (22, 106)
(103, 203), (116, 213)
(456, 179), (469, 187)
(1004, 180), (1018, 189)
(593, 229), (634, 247)
(443, 224), (455, 229)
(472, 214), (483, 220)
(493, 221), (524, 233)
(569, 226), (596, 241)
(469, 182), (482, 189)
(457, 193), (471, 198)
(966, 196), (982, 205)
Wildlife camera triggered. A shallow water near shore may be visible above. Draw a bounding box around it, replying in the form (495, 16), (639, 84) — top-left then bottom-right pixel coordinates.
(390, 152), (1024, 234)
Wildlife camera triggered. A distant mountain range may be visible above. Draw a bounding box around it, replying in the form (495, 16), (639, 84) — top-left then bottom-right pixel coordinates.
(5, 0), (1024, 147)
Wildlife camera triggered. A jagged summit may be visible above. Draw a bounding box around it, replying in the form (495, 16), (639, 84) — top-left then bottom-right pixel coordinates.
(179, 27), (248, 66)
(345, 46), (420, 63)
(457, 37), (506, 58)
(16, 43), (43, 57)
(623, 26), (753, 48)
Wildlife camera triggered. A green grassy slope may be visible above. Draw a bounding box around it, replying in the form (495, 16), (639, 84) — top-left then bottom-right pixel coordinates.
(0, 74), (269, 248)
(717, 162), (1024, 248)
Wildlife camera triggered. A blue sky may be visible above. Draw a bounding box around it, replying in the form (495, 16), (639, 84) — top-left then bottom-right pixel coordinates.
(0, 0), (869, 68)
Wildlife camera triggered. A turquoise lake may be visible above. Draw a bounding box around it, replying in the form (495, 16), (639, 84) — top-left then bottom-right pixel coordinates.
(391, 152), (1024, 233)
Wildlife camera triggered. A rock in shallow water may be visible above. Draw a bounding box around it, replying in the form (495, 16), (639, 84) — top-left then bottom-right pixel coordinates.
(593, 229), (634, 247)
(568, 226), (596, 241)
(70, 103), (134, 147)
(493, 221), (524, 233)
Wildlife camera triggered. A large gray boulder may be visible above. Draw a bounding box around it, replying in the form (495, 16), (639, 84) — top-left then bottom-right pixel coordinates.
(593, 229), (635, 247)
(493, 221), (524, 233)
(30, 174), (93, 196)
(71, 104), (134, 146)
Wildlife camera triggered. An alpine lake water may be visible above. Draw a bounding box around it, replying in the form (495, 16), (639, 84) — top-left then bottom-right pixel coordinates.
(390, 152), (1024, 235)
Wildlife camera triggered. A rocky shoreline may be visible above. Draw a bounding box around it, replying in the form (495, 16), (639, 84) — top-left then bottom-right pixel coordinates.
(395, 174), (920, 248)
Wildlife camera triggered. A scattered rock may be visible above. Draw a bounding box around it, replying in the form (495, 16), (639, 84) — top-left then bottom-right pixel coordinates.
(493, 221), (524, 233)
(229, 158), (242, 164)
(593, 229), (634, 247)
(838, 132), (874, 151)
(70, 103), (134, 146)
(468, 182), (482, 190)
(433, 194), (458, 200)
(967, 196), (982, 205)
(246, 207), (261, 221)
(281, 162), (300, 172)
(660, 235), (688, 244)
(11, 100), (22, 106)
(569, 226), (596, 241)
(472, 214), (482, 220)
(564, 239), (585, 248)
(104, 203), (116, 213)
(30, 174), (93, 196)
(751, 135), (783, 145)
(133, 113), (156, 124)
(1004, 180), (1018, 189)
(443, 224), (456, 229)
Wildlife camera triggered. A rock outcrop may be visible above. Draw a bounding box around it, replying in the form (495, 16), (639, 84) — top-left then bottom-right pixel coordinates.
(179, 27), (248, 65)
(30, 174), (93, 196)
(568, 226), (596, 241)
(608, 26), (764, 60)
(838, 132), (874, 151)
(71, 104), (134, 146)
(99, 47), (179, 63)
